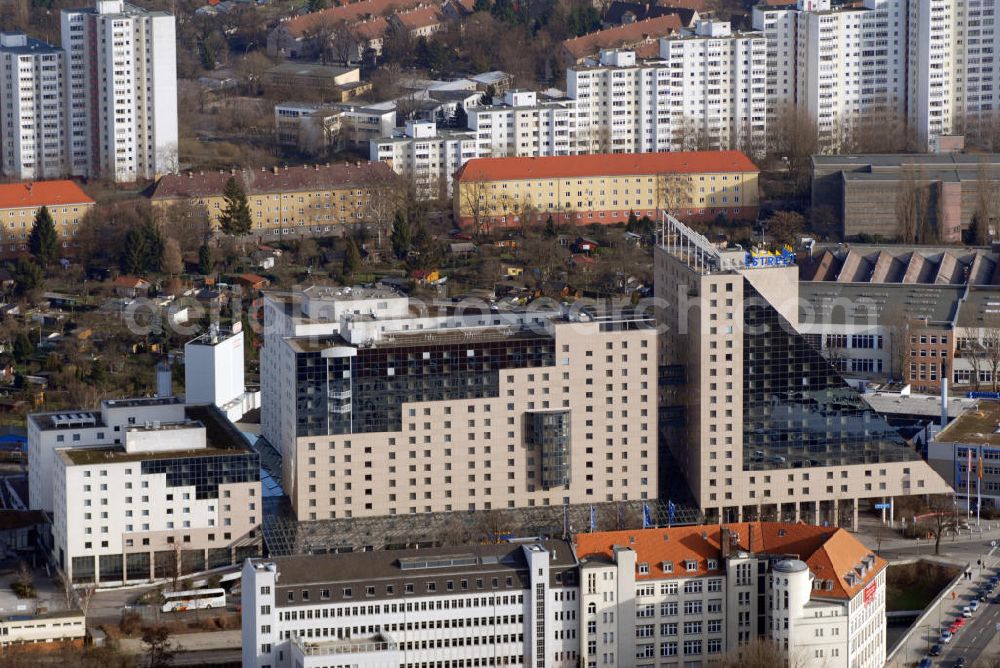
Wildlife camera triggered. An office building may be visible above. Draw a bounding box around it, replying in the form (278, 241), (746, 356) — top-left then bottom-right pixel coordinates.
(260, 286), (657, 521)
(28, 397), (261, 584)
(576, 522), (887, 668)
(240, 522), (887, 668)
(148, 162), (397, 238)
(241, 541), (578, 668)
(0, 33), (65, 181)
(929, 399), (1000, 512)
(60, 0), (178, 181)
(654, 215), (952, 526)
(0, 180), (94, 256)
(811, 153), (1000, 241)
(453, 151), (759, 228)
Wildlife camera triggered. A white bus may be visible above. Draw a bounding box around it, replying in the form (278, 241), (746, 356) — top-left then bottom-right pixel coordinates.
(160, 588), (227, 613)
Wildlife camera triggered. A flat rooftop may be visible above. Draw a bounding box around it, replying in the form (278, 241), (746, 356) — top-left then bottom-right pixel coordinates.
(58, 405), (251, 466)
(286, 325), (553, 353)
(936, 400), (1000, 446)
(303, 285), (403, 301)
(265, 539), (575, 588)
(812, 154), (1000, 169)
(863, 392), (973, 419)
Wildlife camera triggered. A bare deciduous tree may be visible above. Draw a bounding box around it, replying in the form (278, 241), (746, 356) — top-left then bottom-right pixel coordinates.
(895, 164), (929, 243)
(914, 494), (958, 556)
(708, 638), (795, 668)
(459, 173), (492, 238)
(657, 173), (692, 217)
(972, 160), (1000, 245)
(767, 104), (820, 195)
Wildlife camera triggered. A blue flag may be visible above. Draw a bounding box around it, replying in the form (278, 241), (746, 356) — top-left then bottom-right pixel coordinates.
(589, 505), (596, 532)
(642, 503), (653, 529)
(668, 500), (677, 527)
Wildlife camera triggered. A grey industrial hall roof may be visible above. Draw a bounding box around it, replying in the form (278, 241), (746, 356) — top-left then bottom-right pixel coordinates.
(798, 282), (964, 327)
(811, 154), (1000, 168)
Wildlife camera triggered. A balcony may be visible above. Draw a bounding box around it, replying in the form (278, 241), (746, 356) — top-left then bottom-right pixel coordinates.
(291, 634), (400, 667)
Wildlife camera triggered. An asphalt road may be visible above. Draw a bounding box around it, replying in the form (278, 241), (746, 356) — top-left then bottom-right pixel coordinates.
(935, 589), (1000, 667)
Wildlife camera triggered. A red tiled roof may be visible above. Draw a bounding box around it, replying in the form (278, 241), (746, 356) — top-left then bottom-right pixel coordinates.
(574, 522), (885, 601)
(561, 14), (682, 60)
(396, 5), (442, 29)
(113, 276), (151, 289)
(280, 0), (427, 38)
(353, 17), (389, 39)
(455, 151), (758, 182)
(0, 181), (94, 210)
(238, 273), (269, 285)
(149, 163), (397, 200)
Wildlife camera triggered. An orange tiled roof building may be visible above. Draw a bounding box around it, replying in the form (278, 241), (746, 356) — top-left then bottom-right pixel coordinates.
(453, 150), (759, 228)
(574, 522), (887, 667)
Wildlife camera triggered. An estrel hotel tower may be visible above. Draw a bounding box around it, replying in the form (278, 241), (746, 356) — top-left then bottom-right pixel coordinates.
(654, 215), (951, 526)
(261, 287), (658, 521)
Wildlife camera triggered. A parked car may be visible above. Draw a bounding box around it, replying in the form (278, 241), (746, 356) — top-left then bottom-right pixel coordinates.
(962, 605), (973, 617)
(929, 644), (942, 656)
(918, 658), (932, 668)
(940, 630), (954, 643)
(970, 600), (979, 612)
(954, 657), (967, 668)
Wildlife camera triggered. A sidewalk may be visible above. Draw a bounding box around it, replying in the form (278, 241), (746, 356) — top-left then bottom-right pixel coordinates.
(854, 518), (1000, 554)
(886, 546), (996, 668)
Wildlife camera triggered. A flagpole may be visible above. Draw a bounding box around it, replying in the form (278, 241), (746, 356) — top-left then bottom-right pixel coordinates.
(968, 447), (972, 521)
(977, 445), (982, 528)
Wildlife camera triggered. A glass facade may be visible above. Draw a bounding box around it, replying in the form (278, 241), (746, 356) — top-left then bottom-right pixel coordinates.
(141, 452), (260, 500)
(72, 556), (94, 583)
(99, 553), (123, 582)
(528, 411), (572, 489)
(126, 552), (150, 581)
(742, 278), (921, 471)
(296, 336), (556, 436)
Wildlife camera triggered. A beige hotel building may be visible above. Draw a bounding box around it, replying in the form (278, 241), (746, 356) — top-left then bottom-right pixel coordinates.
(261, 286), (658, 521)
(654, 214), (951, 527)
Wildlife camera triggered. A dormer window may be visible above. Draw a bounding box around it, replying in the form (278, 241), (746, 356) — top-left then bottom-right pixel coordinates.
(662, 561), (673, 573)
(707, 559), (718, 570)
(638, 562), (649, 575)
(685, 560), (697, 572)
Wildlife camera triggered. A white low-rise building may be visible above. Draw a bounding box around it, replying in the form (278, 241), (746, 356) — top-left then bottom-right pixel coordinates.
(0, 609), (85, 647)
(241, 541), (580, 668)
